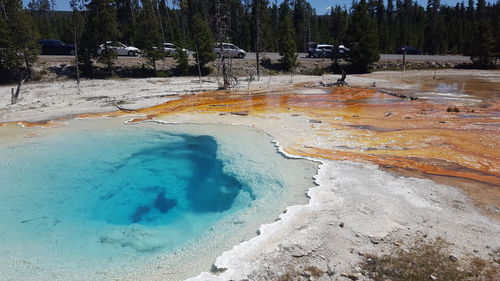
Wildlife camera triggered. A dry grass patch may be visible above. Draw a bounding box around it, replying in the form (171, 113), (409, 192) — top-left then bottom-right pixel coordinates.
(361, 238), (499, 281)
(277, 265), (325, 281)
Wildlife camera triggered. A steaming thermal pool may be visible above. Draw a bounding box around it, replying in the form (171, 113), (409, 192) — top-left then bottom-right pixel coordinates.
(0, 120), (317, 281)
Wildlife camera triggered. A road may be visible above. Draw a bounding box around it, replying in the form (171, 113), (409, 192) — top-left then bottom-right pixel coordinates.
(39, 53), (471, 62)
(246, 53), (470, 62)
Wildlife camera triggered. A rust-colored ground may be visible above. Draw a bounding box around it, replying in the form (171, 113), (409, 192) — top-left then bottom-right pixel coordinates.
(3, 85), (499, 217)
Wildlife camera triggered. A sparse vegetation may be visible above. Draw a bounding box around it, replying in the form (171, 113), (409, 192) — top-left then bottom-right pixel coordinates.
(447, 107), (460, 112)
(361, 238), (500, 281)
(303, 265), (324, 278)
(276, 266), (324, 281)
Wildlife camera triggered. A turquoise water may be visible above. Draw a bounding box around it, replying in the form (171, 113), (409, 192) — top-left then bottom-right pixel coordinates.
(0, 121), (317, 280)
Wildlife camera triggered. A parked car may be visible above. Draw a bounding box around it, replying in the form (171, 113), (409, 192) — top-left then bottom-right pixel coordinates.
(97, 41), (141, 56)
(38, 39), (75, 55)
(396, 46), (422, 55)
(162, 43), (188, 57)
(307, 41), (317, 57)
(312, 44), (350, 58)
(337, 45), (350, 57)
(312, 44), (334, 58)
(214, 43), (246, 58)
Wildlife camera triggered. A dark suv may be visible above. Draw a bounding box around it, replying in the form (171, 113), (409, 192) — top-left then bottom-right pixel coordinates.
(38, 39), (75, 55)
(396, 46), (422, 55)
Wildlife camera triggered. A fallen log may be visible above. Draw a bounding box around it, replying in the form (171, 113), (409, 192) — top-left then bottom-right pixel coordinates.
(112, 100), (134, 112)
(378, 89), (417, 100)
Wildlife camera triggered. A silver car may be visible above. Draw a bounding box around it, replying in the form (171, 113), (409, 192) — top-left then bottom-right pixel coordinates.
(97, 41), (141, 56)
(162, 43), (188, 57)
(214, 43), (246, 58)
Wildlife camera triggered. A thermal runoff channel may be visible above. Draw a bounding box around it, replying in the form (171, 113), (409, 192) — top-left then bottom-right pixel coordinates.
(0, 121), (317, 280)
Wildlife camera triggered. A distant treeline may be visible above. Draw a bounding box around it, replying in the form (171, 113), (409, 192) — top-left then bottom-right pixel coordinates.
(25, 0), (500, 56)
(1, 0), (499, 85)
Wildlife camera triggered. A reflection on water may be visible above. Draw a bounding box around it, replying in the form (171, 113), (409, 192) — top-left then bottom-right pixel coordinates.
(401, 75), (500, 103)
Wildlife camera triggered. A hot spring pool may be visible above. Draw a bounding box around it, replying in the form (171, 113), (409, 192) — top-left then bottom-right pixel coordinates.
(0, 120), (317, 281)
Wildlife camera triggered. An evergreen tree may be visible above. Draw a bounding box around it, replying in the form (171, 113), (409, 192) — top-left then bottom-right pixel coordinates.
(425, 0), (441, 54)
(494, 3), (500, 63)
(80, 0), (120, 74)
(347, 0), (380, 72)
(0, 0), (39, 84)
(174, 45), (189, 75)
(115, 0), (139, 45)
(27, 0), (56, 38)
(135, 0), (165, 73)
(191, 13), (215, 74)
(469, 18), (495, 67)
(278, 14), (298, 71)
(330, 6), (348, 45)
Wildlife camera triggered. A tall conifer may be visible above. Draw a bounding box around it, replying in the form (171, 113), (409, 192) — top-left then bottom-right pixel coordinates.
(347, 0), (380, 72)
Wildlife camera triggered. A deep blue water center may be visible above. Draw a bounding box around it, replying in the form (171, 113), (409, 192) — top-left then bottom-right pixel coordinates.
(92, 132), (247, 226)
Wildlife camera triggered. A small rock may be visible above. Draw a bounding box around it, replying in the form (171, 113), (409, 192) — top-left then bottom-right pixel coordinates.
(430, 274), (437, 280)
(449, 255), (458, 262)
(309, 119), (322, 123)
(301, 271), (311, 277)
(230, 111), (248, 116)
(370, 237), (381, 244)
(352, 115), (360, 118)
(358, 252), (365, 256)
(341, 272), (362, 280)
(339, 222), (345, 228)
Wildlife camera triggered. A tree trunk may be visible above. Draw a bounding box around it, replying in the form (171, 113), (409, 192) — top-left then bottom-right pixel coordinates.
(254, 0), (260, 81)
(74, 26), (81, 94)
(11, 75), (27, 105)
(402, 50), (406, 72)
(0, 0), (7, 20)
(195, 44), (202, 88)
(216, 0), (230, 90)
(155, 0), (166, 43)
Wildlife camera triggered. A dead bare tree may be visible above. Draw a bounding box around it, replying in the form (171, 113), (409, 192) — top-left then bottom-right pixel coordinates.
(254, 0), (260, 81)
(0, 0), (7, 19)
(163, 0), (175, 41)
(402, 49), (406, 71)
(155, 0), (166, 43)
(194, 44), (202, 88)
(246, 66), (256, 93)
(11, 73), (28, 105)
(215, 0), (235, 90)
(74, 26), (81, 94)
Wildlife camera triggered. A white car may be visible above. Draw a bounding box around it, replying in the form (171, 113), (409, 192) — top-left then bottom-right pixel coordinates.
(162, 43), (188, 57)
(214, 43), (246, 58)
(97, 41), (141, 56)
